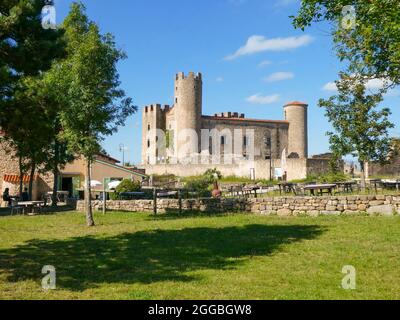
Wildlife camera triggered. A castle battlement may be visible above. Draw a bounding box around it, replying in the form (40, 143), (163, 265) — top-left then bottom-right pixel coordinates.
(214, 112), (245, 119)
(144, 104), (171, 113)
(176, 71), (202, 81)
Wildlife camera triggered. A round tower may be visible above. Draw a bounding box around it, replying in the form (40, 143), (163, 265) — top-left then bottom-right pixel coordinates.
(174, 72), (202, 156)
(284, 101), (308, 159)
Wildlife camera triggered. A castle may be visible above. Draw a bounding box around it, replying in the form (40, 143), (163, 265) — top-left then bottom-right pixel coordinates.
(141, 72), (329, 180)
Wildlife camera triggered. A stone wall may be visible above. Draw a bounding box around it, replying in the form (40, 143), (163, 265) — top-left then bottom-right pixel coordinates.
(0, 140), (53, 200)
(76, 194), (400, 216)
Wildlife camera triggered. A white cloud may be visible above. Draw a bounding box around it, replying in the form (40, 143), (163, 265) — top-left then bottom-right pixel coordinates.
(264, 71), (294, 82)
(246, 93), (280, 105)
(216, 77), (224, 82)
(258, 60), (272, 68)
(224, 35), (313, 60)
(322, 82), (338, 91)
(322, 78), (394, 92)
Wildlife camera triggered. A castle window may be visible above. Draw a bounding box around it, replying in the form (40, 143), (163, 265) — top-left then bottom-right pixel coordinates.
(148, 124), (150, 131)
(243, 136), (247, 146)
(147, 140), (150, 148)
(221, 136), (225, 145)
(175, 98), (178, 103)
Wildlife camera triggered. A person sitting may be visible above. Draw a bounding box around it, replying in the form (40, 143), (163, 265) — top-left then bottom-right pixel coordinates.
(2, 188), (12, 207)
(21, 188), (29, 201)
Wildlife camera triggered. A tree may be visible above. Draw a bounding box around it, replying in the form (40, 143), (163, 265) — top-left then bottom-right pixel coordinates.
(292, 0), (400, 86)
(319, 74), (394, 188)
(0, 0), (65, 126)
(0, 0), (65, 198)
(59, 3), (137, 226)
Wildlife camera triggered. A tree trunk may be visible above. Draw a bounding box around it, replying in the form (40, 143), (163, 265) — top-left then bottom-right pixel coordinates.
(28, 163), (35, 201)
(51, 141), (60, 207)
(85, 158), (95, 227)
(360, 161), (366, 191)
(18, 155), (23, 199)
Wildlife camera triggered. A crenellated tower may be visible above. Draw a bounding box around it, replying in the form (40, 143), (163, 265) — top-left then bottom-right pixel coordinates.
(142, 104), (170, 164)
(173, 72), (203, 158)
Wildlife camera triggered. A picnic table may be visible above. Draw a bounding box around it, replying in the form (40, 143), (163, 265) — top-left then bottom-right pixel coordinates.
(242, 185), (260, 198)
(382, 180), (400, 191)
(278, 182), (297, 195)
(335, 181), (358, 193)
(18, 201), (45, 214)
(368, 179), (382, 192)
(304, 184), (337, 196)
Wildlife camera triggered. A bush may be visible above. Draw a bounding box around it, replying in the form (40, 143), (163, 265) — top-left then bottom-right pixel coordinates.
(115, 179), (141, 193)
(318, 172), (348, 183)
(185, 177), (212, 197)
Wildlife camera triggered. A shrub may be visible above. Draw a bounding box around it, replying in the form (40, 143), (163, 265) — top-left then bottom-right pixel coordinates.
(115, 179), (141, 193)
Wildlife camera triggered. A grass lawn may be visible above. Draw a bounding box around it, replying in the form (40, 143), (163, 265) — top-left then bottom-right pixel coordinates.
(0, 211), (399, 300)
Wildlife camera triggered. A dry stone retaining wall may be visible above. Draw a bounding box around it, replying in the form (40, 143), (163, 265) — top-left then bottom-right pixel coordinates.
(76, 195), (400, 216)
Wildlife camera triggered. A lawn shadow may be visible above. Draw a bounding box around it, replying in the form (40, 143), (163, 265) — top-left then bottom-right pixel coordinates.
(0, 205), (75, 217)
(0, 224), (324, 291)
(147, 209), (237, 221)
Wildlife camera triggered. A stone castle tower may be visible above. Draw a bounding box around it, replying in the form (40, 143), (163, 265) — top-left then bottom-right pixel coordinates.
(284, 101), (308, 159)
(174, 72), (202, 158)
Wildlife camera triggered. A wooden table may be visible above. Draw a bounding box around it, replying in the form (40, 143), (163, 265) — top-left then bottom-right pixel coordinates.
(278, 183), (297, 195)
(382, 181), (400, 191)
(18, 201), (45, 214)
(335, 181), (358, 193)
(243, 185), (260, 198)
(304, 184), (337, 196)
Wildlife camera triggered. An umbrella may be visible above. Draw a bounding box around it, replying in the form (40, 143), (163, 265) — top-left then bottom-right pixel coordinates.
(90, 180), (102, 187)
(108, 180), (122, 189)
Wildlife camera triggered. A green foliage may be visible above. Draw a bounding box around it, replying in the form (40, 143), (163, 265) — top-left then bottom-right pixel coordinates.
(203, 168), (222, 183)
(115, 179), (141, 193)
(317, 172), (348, 184)
(319, 75), (394, 168)
(292, 0), (400, 85)
(184, 177), (212, 197)
(58, 2), (137, 161)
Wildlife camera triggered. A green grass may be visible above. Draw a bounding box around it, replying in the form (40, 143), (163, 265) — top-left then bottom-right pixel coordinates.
(0, 211), (399, 300)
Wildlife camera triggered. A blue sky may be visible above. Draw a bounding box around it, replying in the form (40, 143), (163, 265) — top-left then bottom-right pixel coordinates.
(55, 0), (400, 164)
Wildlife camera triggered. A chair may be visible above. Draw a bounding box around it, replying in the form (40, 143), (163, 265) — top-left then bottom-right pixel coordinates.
(10, 200), (23, 216)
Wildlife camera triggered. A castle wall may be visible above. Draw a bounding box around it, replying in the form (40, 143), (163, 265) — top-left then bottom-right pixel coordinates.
(0, 140), (53, 203)
(201, 117), (289, 159)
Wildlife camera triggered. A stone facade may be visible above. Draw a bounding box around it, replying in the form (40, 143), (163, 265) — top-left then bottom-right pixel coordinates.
(0, 140), (53, 203)
(140, 72), (319, 180)
(77, 194), (400, 216)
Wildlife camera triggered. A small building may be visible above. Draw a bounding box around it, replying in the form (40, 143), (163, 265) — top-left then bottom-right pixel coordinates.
(0, 133), (147, 204)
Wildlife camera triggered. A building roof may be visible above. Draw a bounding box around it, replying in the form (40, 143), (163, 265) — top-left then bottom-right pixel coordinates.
(94, 159), (148, 178)
(95, 153), (121, 164)
(284, 101), (308, 107)
(202, 115), (289, 125)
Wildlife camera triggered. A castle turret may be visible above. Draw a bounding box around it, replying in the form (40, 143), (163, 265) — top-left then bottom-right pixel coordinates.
(284, 101), (308, 159)
(142, 104), (169, 164)
(174, 72), (202, 157)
